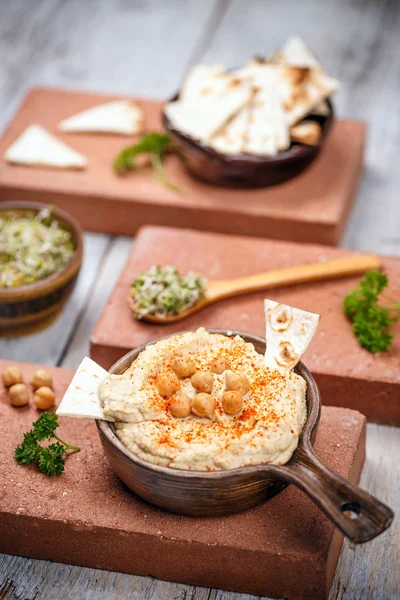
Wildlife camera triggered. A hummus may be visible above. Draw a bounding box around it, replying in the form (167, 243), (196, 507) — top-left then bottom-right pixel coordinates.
(98, 328), (307, 471)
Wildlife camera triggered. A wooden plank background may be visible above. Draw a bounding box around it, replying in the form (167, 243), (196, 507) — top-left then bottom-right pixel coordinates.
(0, 0), (399, 598)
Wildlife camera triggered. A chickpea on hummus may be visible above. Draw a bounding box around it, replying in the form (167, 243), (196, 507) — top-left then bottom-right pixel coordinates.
(98, 328), (307, 471)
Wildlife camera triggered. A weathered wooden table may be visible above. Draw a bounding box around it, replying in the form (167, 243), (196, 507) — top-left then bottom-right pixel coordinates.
(0, 1), (399, 598)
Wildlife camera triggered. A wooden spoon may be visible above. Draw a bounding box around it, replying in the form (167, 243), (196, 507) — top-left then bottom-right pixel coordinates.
(128, 254), (381, 324)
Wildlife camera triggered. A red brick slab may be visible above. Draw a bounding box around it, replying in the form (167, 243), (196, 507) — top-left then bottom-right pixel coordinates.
(0, 87), (365, 245)
(0, 359), (366, 600)
(90, 226), (400, 425)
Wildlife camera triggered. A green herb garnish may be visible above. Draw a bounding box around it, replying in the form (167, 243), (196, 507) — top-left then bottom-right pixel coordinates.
(113, 132), (181, 191)
(344, 270), (400, 352)
(130, 265), (206, 319)
(14, 413), (80, 476)
(0, 207), (75, 288)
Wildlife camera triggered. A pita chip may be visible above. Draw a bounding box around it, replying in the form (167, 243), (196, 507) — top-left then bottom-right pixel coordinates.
(59, 100), (144, 136)
(4, 124), (87, 169)
(264, 299), (320, 371)
(268, 39), (336, 123)
(280, 67), (338, 125)
(244, 86), (290, 156)
(272, 36), (320, 68)
(165, 82), (252, 142)
(56, 357), (114, 421)
(291, 119), (322, 146)
(310, 100), (330, 116)
(234, 60), (277, 90)
(234, 60), (332, 128)
(208, 105), (252, 154)
(180, 64), (230, 101)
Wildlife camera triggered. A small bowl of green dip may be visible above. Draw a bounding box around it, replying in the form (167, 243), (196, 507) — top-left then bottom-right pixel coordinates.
(0, 201), (83, 328)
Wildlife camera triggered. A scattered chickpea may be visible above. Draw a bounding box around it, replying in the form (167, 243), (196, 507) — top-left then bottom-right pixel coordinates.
(31, 369), (53, 390)
(192, 393), (216, 418)
(169, 394), (192, 418)
(191, 371), (214, 393)
(222, 391), (243, 415)
(156, 371), (181, 397)
(9, 383), (30, 407)
(33, 386), (56, 410)
(2, 365), (23, 388)
(225, 370), (250, 395)
(171, 355), (196, 379)
(210, 356), (229, 374)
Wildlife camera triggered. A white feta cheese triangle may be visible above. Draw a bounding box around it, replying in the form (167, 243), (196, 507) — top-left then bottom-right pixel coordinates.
(264, 299), (320, 371)
(57, 357), (114, 421)
(4, 124), (87, 169)
(59, 100), (144, 136)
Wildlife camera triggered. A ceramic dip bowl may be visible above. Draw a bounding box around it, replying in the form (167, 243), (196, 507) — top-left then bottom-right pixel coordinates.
(97, 330), (393, 544)
(0, 201), (83, 328)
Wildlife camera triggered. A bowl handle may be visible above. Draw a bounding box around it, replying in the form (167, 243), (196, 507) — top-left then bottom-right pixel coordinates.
(277, 442), (393, 544)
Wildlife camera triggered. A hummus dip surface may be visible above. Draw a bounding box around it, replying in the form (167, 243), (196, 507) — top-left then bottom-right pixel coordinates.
(98, 328), (307, 471)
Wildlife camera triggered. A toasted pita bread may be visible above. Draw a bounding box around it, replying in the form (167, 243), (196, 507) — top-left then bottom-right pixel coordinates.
(271, 36), (320, 68)
(56, 357), (114, 421)
(264, 299), (320, 371)
(59, 100), (144, 136)
(244, 87), (290, 156)
(180, 64), (230, 101)
(234, 61), (337, 126)
(310, 100), (330, 116)
(208, 104), (252, 154)
(291, 119), (322, 146)
(281, 67), (338, 125)
(270, 38), (337, 124)
(233, 60), (277, 90)
(165, 82), (252, 142)
(4, 124), (87, 169)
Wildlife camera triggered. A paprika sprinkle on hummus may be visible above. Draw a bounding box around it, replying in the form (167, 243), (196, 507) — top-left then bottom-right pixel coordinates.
(98, 328), (307, 471)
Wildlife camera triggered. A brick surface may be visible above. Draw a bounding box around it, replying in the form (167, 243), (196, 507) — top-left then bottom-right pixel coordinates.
(0, 88), (365, 245)
(91, 226), (400, 425)
(0, 359), (366, 600)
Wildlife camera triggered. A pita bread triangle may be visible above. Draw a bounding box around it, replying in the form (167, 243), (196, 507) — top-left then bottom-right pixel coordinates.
(208, 104), (251, 154)
(165, 82), (252, 142)
(310, 100), (330, 116)
(291, 119), (322, 146)
(244, 86), (290, 156)
(272, 36), (320, 68)
(59, 100), (144, 136)
(180, 64), (229, 101)
(283, 68), (338, 126)
(264, 299), (320, 371)
(4, 124), (87, 169)
(56, 357), (114, 421)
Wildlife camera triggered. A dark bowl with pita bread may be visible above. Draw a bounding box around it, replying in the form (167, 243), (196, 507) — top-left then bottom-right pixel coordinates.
(163, 97), (334, 188)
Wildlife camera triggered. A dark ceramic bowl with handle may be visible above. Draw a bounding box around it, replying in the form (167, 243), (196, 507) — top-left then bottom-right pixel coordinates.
(96, 330), (393, 544)
(163, 96), (334, 188)
(0, 201), (83, 328)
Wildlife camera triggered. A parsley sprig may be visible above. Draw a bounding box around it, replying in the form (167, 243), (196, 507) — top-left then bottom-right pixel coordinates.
(14, 413), (80, 476)
(344, 270), (400, 352)
(113, 132), (181, 191)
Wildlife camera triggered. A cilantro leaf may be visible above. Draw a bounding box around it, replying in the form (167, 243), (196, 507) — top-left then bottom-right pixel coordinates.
(113, 132), (171, 172)
(113, 132), (181, 191)
(344, 270), (400, 353)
